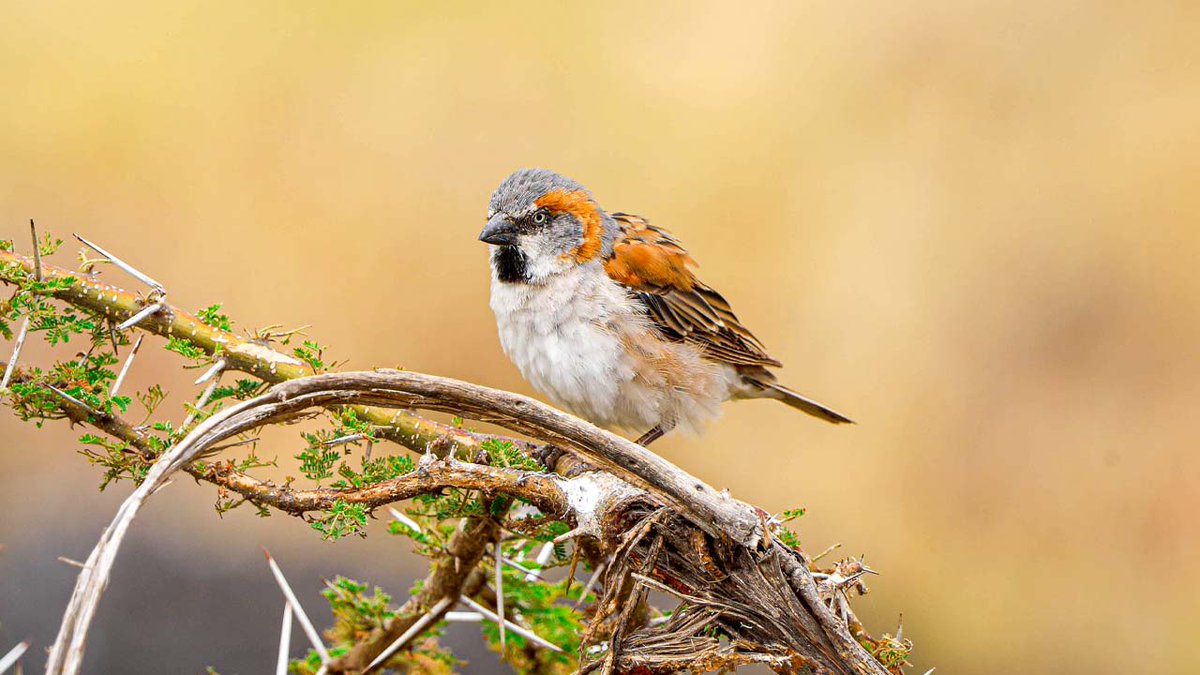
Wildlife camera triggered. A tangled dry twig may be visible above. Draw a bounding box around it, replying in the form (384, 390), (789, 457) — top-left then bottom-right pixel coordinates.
(42, 370), (890, 675)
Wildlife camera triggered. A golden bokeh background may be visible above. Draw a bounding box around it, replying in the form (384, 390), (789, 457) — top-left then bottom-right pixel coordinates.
(2, 2), (1198, 673)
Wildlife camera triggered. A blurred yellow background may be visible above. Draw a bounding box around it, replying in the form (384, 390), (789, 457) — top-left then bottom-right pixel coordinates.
(2, 1), (1199, 673)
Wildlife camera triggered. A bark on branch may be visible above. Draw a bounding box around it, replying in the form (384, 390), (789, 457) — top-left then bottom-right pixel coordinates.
(2, 243), (899, 675)
(41, 370), (891, 675)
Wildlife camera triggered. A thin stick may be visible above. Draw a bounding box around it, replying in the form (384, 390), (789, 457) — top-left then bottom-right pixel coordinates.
(73, 234), (164, 291)
(30, 220), (42, 282)
(45, 385), (96, 414)
(443, 611), (484, 623)
(181, 373), (222, 431)
(0, 318), (30, 389)
(563, 545), (580, 597)
(321, 433), (364, 447)
(812, 542), (842, 563)
(495, 541), (506, 649)
(460, 596), (564, 653)
(193, 358), (227, 385)
(489, 553), (543, 581)
(57, 557), (86, 569)
(573, 562), (606, 610)
(115, 302), (163, 331)
(388, 507), (423, 534)
(527, 542), (554, 581)
(276, 602), (293, 675)
(109, 334), (144, 397)
(0, 641), (29, 674)
(263, 550), (331, 667)
(364, 596), (455, 673)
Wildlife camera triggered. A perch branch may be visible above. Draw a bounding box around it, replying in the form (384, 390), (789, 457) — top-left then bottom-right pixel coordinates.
(38, 369), (888, 674)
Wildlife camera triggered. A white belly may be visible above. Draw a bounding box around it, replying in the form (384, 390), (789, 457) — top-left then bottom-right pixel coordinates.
(489, 264), (731, 433)
(490, 266), (636, 426)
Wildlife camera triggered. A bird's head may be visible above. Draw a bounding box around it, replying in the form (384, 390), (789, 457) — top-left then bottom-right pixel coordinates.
(480, 168), (616, 284)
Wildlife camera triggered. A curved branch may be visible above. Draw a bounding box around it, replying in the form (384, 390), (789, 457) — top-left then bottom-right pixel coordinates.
(205, 458), (567, 516)
(0, 360), (551, 518)
(268, 372), (761, 545)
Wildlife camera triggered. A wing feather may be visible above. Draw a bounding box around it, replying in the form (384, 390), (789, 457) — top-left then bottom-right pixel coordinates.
(604, 213), (782, 368)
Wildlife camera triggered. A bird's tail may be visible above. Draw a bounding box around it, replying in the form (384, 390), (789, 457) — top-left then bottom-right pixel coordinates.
(741, 372), (854, 424)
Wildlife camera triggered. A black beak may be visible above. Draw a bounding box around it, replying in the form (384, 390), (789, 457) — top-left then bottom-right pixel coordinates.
(479, 215), (518, 246)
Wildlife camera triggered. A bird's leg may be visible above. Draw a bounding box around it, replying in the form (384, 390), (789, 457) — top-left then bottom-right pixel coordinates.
(635, 425), (665, 446)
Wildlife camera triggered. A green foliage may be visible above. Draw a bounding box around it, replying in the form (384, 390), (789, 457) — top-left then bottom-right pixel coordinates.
(165, 335), (206, 362)
(482, 438), (542, 472)
(293, 339), (328, 373)
(334, 454), (414, 490)
(776, 508), (805, 549)
(322, 577), (395, 639)
(297, 410), (386, 486)
(136, 383), (167, 421)
(478, 556), (586, 672)
(77, 432), (150, 488)
(870, 632), (913, 669)
(311, 500), (369, 540)
(210, 378), (265, 404)
(288, 577), (460, 675)
(6, 353), (131, 425)
(196, 303), (233, 331)
(297, 440), (341, 482)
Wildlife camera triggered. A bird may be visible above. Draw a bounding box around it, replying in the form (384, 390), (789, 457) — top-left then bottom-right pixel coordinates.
(479, 168), (851, 446)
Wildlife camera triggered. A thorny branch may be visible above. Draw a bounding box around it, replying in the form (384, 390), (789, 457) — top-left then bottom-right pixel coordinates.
(0, 248), (485, 457)
(0, 238), (910, 675)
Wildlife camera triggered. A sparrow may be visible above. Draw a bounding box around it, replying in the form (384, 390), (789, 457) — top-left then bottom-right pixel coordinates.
(480, 168), (851, 446)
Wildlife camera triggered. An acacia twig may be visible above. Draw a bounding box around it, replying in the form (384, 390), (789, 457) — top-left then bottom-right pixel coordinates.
(0, 248), (481, 458)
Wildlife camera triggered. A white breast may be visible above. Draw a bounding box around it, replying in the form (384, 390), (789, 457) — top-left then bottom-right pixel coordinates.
(489, 264), (637, 427)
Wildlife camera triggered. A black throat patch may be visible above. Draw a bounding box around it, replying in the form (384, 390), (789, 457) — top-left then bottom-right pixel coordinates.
(494, 246), (529, 283)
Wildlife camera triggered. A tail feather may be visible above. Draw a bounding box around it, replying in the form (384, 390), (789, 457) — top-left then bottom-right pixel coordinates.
(757, 380), (854, 425)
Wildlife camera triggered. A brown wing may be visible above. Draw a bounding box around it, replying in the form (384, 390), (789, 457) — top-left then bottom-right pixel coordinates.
(604, 213), (782, 368)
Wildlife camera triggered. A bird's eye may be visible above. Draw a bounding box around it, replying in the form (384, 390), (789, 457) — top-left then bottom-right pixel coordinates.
(532, 210), (549, 225)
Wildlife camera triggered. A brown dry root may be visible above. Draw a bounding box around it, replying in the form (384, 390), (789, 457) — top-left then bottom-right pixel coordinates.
(573, 499), (864, 675)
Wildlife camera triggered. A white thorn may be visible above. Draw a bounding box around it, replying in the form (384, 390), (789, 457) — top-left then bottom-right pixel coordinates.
(276, 602), (293, 675)
(116, 302), (163, 331)
(0, 317), (31, 389)
(193, 358), (227, 385)
(460, 596), (565, 654)
(181, 372), (222, 431)
(365, 596), (455, 672)
(321, 433), (365, 448)
(109, 334), (144, 397)
(443, 611), (484, 623)
(29, 219), (43, 283)
(495, 555), (542, 581)
(552, 526), (588, 544)
(73, 233), (164, 291)
(263, 551), (331, 667)
(574, 562), (606, 610)
(0, 641), (30, 674)
(45, 384), (96, 415)
(388, 507), (423, 534)
(528, 542), (554, 581)
(495, 541), (506, 649)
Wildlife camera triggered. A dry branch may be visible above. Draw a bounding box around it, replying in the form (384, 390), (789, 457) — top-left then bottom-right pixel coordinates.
(2, 239), (902, 675)
(37, 369), (889, 675)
